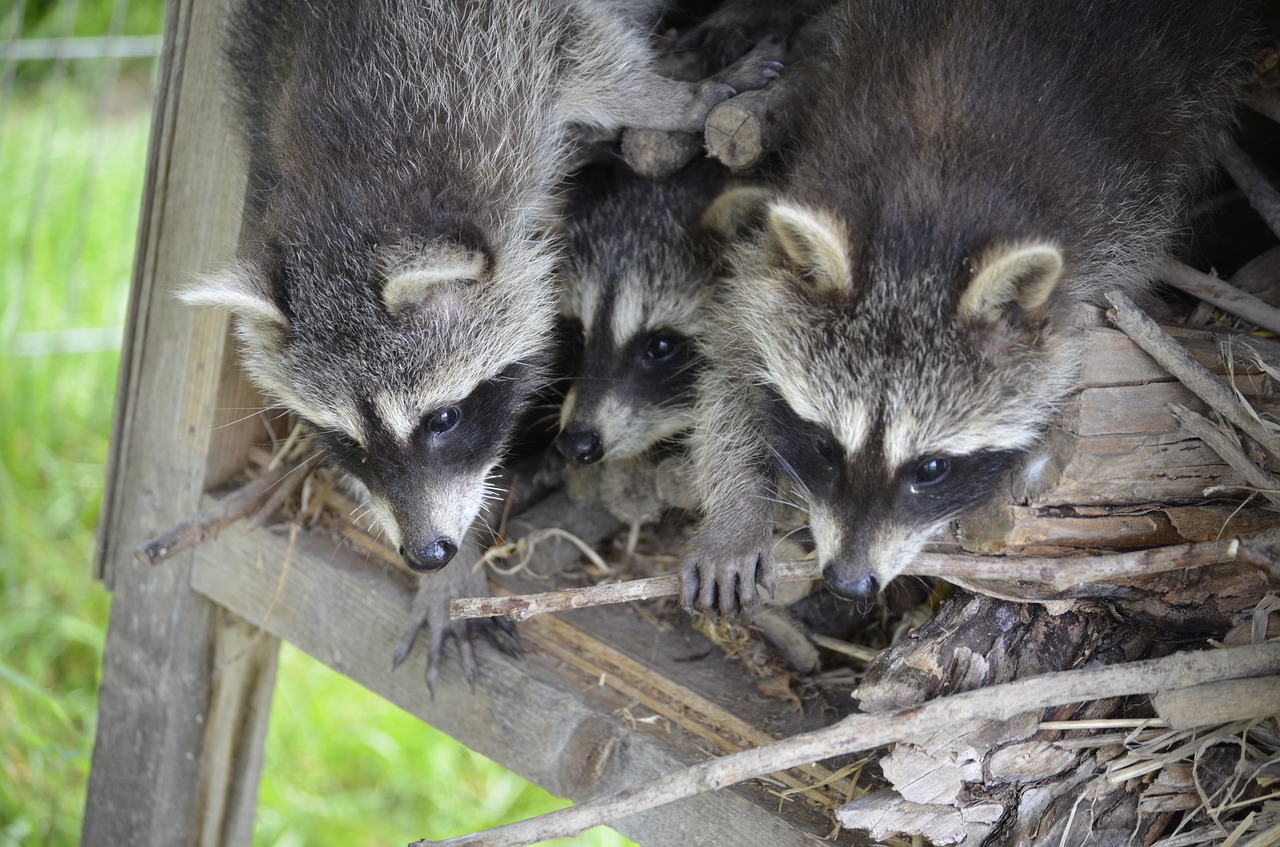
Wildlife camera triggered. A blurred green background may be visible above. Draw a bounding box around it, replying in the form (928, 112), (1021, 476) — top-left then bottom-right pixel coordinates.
(0, 2), (631, 845)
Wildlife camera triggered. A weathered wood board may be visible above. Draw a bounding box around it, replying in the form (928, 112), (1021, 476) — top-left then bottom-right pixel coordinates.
(188, 518), (866, 847)
(956, 325), (1280, 553)
(83, 0), (282, 844)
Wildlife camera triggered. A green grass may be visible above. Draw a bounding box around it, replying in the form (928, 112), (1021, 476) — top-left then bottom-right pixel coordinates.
(0, 65), (632, 847)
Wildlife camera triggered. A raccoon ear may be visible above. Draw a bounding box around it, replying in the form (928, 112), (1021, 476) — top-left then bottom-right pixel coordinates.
(381, 242), (487, 313)
(960, 241), (1063, 322)
(179, 260), (286, 327)
(701, 186), (772, 240)
(765, 202), (851, 294)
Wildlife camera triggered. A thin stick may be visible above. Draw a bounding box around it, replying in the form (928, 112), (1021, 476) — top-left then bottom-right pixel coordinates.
(451, 533), (1267, 621)
(1170, 404), (1280, 511)
(1106, 291), (1280, 459)
(407, 642), (1280, 847)
(134, 453), (317, 566)
(1220, 139), (1280, 242)
(1158, 260), (1280, 335)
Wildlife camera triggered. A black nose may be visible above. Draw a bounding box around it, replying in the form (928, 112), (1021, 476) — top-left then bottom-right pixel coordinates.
(400, 537), (459, 572)
(825, 568), (880, 601)
(557, 429), (604, 465)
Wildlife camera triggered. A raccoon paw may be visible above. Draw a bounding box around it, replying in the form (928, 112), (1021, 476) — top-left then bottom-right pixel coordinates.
(392, 561), (521, 697)
(680, 540), (777, 621)
(712, 45), (785, 95)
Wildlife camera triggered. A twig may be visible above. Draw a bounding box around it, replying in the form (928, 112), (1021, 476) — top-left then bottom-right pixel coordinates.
(1105, 291), (1280, 458)
(620, 128), (701, 179)
(453, 560), (812, 621)
(1169, 404), (1280, 511)
(407, 641), (1280, 847)
(134, 453), (318, 566)
(1158, 260), (1280, 335)
(704, 74), (798, 171)
(1219, 139), (1280, 242)
(451, 534), (1270, 620)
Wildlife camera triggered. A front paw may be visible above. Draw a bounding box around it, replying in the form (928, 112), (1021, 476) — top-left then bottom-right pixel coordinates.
(680, 536), (776, 621)
(392, 558), (520, 696)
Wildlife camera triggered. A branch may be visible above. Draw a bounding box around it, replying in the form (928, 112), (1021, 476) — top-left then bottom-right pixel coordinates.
(1219, 139), (1280, 242)
(1170, 404), (1280, 511)
(704, 74), (799, 171)
(407, 641), (1280, 847)
(1158, 259), (1280, 335)
(452, 533), (1270, 620)
(1105, 290), (1280, 458)
(134, 453), (318, 566)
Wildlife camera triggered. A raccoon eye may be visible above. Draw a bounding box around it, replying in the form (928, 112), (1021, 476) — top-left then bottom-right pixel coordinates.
(332, 432), (367, 464)
(426, 406), (461, 434)
(911, 457), (950, 489)
(812, 432), (836, 464)
(643, 332), (684, 362)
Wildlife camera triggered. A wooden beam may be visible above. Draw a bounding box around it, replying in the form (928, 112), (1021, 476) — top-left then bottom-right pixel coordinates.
(83, 0), (277, 844)
(189, 522), (843, 847)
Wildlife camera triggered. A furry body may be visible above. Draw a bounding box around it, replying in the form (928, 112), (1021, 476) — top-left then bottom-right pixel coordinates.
(557, 160), (730, 465)
(683, 0), (1257, 614)
(185, 0), (765, 572)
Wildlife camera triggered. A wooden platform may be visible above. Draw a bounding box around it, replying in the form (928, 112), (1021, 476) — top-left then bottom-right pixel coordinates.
(81, 1), (1280, 844)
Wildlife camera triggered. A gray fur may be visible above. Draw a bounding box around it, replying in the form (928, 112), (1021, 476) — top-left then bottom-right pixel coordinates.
(182, 0), (773, 572)
(683, 0), (1258, 615)
(557, 159), (731, 465)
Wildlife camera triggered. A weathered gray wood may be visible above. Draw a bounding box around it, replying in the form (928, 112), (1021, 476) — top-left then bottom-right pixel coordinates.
(84, 0), (278, 844)
(195, 610), (280, 847)
(189, 522), (845, 847)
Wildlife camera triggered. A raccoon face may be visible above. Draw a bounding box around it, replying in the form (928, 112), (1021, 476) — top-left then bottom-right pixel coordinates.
(183, 233), (557, 572)
(557, 263), (706, 465)
(767, 389), (1022, 597)
(722, 195), (1077, 597)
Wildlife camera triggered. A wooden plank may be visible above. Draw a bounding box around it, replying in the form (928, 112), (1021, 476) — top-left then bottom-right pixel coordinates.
(83, 0), (276, 844)
(190, 522), (851, 847)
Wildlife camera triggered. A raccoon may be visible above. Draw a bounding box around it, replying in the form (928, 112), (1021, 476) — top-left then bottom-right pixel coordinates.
(181, 0), (777, 573)
(682, 0), (1258, 617)
(556, 159), (731, 467)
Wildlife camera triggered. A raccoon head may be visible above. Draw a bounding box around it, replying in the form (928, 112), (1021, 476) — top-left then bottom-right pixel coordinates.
(554, 167), (720, 466)
(724, 195), (1078, 599)
(556, 264), (706, 465)
(183, 231), (556, 572)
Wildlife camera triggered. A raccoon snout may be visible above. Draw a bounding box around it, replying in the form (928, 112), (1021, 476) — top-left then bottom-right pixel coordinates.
(400, 537), (459, 572)
(824, 567), (880, 601)
(557, 429), (604, 465)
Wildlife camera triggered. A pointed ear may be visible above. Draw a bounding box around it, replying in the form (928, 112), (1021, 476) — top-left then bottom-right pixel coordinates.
(701, 186), (772, 241)
(765, 202), (851, 295)
(179, 260), (286, 327)
(381, 241), (488, 314)
(959, 241), (1063, 322)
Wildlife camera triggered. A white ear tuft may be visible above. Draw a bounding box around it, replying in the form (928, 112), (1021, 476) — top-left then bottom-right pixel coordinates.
(766, 202), (851, 294)
(382, 243), (487, 313)
(701, 186), (772, 240)
(179, 261), (286, 327)
(960, 241), (1064, 322)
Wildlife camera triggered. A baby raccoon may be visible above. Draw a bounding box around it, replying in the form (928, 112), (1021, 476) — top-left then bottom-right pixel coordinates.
(181, 0), (775, 573)
(682, 0), (1258, 617)
(556, 159), (731, 467)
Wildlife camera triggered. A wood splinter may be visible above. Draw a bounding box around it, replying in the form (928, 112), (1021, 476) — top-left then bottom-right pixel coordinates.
(134, 453), (318, 567)
(452, 531), (1277, 621)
